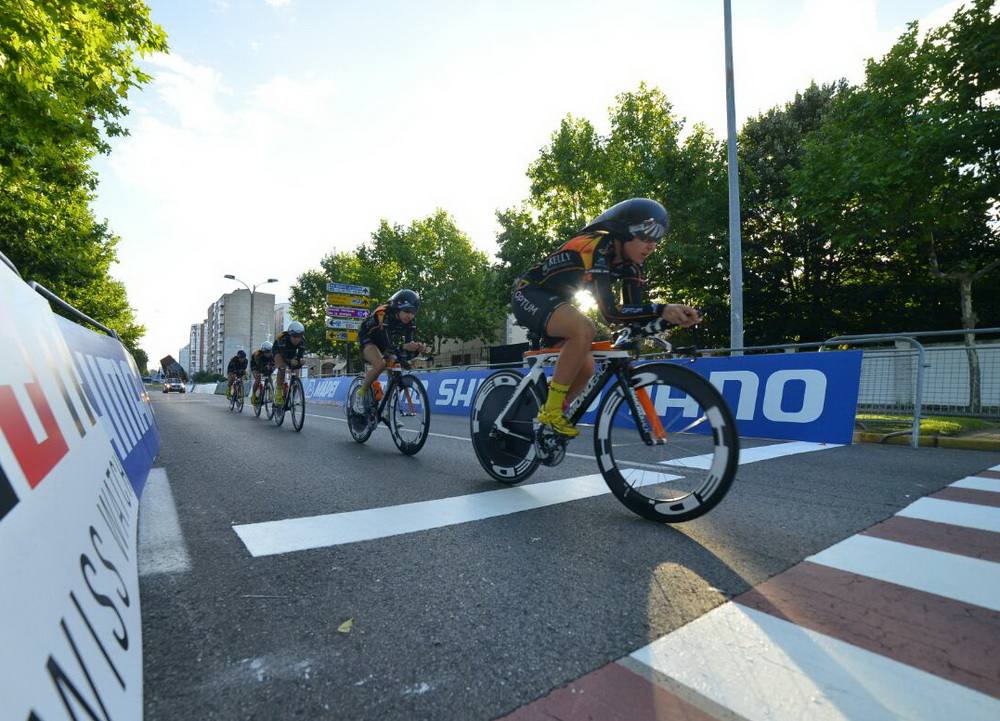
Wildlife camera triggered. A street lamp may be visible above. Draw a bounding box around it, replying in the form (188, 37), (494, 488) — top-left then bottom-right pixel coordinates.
(223, 274), (278, 359)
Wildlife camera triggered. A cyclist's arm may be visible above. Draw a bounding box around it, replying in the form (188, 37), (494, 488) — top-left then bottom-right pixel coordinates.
(592, 268), (663, 324)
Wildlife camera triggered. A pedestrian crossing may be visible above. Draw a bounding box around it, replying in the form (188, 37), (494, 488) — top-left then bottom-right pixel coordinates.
(499, 464), (1000, 721)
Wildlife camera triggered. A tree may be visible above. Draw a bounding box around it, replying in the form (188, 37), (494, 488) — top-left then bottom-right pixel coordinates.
(794, 0), (1000, 409)
(0, 1), (166, 350)
(133, 348), (148, 375)
(290, 210), (497, 361)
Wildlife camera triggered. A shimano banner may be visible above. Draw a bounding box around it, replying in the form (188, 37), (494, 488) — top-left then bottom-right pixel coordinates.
(303, 350), (861, 445)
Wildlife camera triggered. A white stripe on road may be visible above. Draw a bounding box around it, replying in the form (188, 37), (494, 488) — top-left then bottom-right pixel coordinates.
(953, 476), (1000, 492)
(629, 602), (1000, 721)
(234, 474), (615, 557)
(807, 534), (1000, 611)
(138, 468), (192, 576)
(662, 440), (841, 469)
(897, 496), (1000, 533)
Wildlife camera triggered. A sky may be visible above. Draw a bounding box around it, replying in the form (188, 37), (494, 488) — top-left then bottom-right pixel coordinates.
(89, 0), (966, 364)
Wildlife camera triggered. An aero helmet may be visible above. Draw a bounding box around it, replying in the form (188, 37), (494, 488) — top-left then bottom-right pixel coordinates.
(388, 289), (420, 313)
(237, 349), (247, 358)
(260, 341), (273, 352)
(287, 321), (305, 336)
(586, 198), (669, 242)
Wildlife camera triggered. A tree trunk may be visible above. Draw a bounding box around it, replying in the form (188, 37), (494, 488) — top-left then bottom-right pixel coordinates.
(958, 276), (981, 415)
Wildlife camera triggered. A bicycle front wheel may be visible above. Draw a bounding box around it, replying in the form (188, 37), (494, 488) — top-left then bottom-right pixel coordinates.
(290, 377), (305, 432)
(594, 362), (739, 523)
(253, 380), (263, 417)
(235, 379), (245, 413)
(389, 375), (429, 455)
(264, 379), (275, 420)
(346, 376), (375, 443)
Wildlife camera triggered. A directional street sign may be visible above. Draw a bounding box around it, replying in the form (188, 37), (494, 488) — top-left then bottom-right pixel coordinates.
(326, 330), (359, 342)
(326, 282), (370, 296)
(325, 318), (363, 330)
(326, 293), (369, 307)
(326, 307), (369, 319)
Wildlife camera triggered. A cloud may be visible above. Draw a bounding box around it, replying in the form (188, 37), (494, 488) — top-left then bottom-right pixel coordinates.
(265, 0), (292, 7)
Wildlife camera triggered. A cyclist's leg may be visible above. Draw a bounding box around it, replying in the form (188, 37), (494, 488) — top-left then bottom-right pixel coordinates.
(274, 354), (287, 404)
(537, 304), (593, 436)
(354, 342), (385, 412)
(227, 372), (235, 398)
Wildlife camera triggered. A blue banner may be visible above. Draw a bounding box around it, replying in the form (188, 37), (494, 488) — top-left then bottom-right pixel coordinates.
(303, 351), (861, 445)
(56, 318), (160, 496)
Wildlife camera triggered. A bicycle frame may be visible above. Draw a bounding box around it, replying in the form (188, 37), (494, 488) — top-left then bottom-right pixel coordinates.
(492, 341), (667, 445)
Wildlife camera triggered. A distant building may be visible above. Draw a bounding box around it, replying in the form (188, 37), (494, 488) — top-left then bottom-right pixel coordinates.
(179, 344), (191, 374)
(188, 323), (205, 375)
(274, 302), (293, 337)
(201, 290), (276, 375)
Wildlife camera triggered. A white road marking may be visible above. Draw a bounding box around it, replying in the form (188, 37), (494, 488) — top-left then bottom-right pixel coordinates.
(807, 534), (1000, 611)
(629, 602), (1000, 721)
(661, 440), (842, 469)
(897, 496), (1000, 533)
(138, 468), (192, 575)
(953, 476), (1000, 492)
(233, 474), (615, 557)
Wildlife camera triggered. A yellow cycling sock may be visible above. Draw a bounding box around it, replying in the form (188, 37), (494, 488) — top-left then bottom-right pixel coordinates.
(543, 381), (570, 414)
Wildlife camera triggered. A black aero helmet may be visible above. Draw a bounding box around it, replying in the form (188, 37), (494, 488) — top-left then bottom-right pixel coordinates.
(237, 350), (246, 358)
(587, 198), (669, 242)
(389, 289), (420, 313)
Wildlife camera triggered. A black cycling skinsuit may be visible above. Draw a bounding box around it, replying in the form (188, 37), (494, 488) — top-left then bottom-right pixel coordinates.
(251, 350), (274, 374)
(273, 332), (305, 368)
(512, 231), (664, 338)
(227, 355), (248, 376)
(358, 304), (415, 354)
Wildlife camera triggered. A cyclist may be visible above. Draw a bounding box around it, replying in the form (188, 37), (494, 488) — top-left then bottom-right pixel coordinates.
(226, 350), (248, 400)
(250, 341), (275, 404)
(273, 321), (307, 407)
(511, 197), (700, 438)
(353, 289), (429, 413)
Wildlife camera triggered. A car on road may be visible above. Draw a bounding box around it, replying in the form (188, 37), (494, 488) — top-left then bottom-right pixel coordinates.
(163, 378), (186, 394)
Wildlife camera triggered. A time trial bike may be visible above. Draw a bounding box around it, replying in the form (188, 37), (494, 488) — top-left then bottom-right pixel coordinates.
(228, 373), (245, 414)
(470, 318), (739, 523)
(251, 370), (274, 419)
(272, 369), (305, 431)
(346, 350), (432, 455)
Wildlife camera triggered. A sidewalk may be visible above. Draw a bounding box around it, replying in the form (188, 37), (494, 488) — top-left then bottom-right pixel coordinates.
(500, 464), (1000, 721)
(854, 429), (1000, 451)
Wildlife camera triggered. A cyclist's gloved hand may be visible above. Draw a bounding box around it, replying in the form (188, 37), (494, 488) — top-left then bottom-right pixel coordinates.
(662, 304), (701, 327)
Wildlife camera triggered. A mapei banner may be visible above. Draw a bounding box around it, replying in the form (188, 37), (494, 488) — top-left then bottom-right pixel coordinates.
(302, 350), (862, 445)
(0, 264), (155, 721)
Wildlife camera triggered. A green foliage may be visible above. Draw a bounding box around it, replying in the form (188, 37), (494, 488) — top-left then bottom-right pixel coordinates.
(290, 210), (497, 357)
(132, 347), (148, 375)
(792, 0), (1000, 329)
(192, 370), (225, 384)
(0, 1), (166, 350)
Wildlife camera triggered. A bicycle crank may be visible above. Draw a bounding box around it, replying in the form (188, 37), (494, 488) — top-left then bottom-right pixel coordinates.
(534, 426), (568, 467)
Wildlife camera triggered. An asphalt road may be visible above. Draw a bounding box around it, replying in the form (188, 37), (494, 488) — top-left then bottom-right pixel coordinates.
(139, 391), (1000, 720)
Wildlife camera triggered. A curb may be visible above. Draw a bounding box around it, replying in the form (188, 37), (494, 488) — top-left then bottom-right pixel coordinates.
(853, 430), (1000, 451)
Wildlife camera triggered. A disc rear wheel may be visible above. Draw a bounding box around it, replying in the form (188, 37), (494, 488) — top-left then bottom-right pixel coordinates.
(470, 371), (543, 484)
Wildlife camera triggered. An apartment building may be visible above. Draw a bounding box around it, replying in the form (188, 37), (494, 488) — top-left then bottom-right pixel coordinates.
(201, 289), (276, 375)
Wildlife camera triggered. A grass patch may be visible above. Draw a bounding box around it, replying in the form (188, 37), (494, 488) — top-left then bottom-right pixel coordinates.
(857, 413), (1000, 436)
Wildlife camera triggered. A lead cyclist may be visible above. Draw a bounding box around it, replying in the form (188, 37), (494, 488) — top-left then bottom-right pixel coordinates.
(510, 197), (700, 438)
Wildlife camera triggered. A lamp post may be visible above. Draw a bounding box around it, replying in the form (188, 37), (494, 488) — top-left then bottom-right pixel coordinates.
(724, 0), (745, 354)
(223, 275), (278, 358)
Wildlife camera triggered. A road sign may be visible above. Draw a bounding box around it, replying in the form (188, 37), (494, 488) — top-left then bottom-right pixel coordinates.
(325, 318), (362, 330)
(326, 282), (369, 296)
(326, 307), (369, 319)
(326, 293), (369, 307)
(326, 330), (358, 342)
